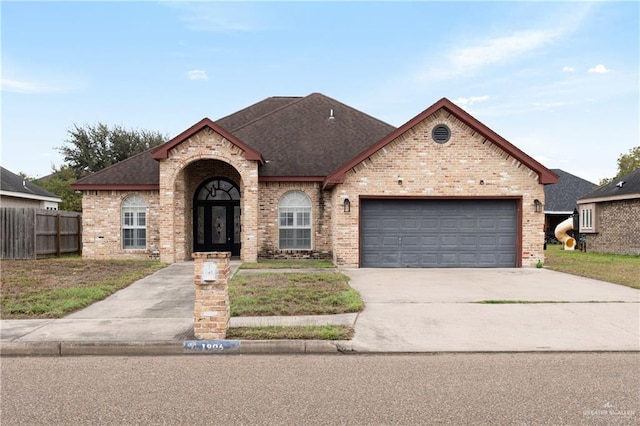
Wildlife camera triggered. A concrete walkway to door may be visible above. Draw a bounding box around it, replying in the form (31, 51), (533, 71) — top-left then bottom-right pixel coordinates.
(341, 268), (640, 352)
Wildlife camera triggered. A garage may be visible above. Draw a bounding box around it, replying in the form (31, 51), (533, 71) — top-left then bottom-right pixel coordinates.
(360, 199), (518, 267)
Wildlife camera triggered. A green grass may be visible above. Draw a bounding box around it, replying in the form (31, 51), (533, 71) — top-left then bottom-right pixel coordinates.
(1, 259), (166, 318)
(227, 325), (353, 340)
(229, 272), (364, 316)
(545, 244), (640, 289)
(239, 259), (335, 269)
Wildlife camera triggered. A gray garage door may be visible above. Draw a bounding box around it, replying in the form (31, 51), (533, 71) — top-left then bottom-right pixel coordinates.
(361, 199), (517, 267)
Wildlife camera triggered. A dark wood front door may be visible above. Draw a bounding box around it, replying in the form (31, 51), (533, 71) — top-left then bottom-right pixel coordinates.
(194, 178), (241, 256)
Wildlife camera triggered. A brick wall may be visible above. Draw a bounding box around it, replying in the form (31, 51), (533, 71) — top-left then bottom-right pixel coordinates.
(584, 199), (640, 255)
(157, 128), (259, 263)
(331, 109), (546, 267)
(81, 190), (160, 260)
(257, 181), (332, 260)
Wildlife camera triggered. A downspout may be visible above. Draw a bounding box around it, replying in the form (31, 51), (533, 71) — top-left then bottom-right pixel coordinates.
(554, 217), (576, 250)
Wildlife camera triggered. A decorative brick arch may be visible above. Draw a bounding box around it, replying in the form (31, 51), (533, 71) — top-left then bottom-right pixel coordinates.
(157, 128), (259, 263)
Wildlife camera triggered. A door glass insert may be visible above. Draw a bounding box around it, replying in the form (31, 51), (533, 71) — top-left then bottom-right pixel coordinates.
(234, 206), (241, 244)
(212, 206), (226, 244)
(197, 206), (204, 245)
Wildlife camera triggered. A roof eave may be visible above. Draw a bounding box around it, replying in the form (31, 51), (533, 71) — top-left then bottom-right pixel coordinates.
(71, 184), (160, 191)
(578, 193), (640, 204)
(0, 190), (62, 203)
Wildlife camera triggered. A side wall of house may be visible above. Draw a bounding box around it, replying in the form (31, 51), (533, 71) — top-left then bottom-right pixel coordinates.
(81, 190), (160, 259)
(331, 109), (545, 267)
(584, 199), (640, 255)
(257, 181), (333, 260)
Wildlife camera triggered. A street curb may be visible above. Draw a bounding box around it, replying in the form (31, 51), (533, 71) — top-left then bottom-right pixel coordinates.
(0, 340), (346, 357)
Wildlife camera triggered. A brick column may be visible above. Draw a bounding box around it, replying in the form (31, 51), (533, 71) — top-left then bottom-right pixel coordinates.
(192, 252), (231, 340)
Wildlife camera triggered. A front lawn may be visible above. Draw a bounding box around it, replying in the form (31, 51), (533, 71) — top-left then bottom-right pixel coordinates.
(545, 244), (640, 289)
(1, 258), (166, 319)
(227, 325), (353, 340)
(229, 271), (364, 316)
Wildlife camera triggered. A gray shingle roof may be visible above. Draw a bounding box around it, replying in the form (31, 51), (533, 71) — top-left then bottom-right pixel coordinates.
(74, 93), (396, 186)
(1, 166), (61, 199)
(544, 169), (597, 212)
(579, 167), (640, 201)
(225, 93), (396, 176)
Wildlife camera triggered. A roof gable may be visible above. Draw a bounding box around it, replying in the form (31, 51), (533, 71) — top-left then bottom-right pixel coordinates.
(579, 167), (640, 203)
(324, 97), (558, 188)
(151, 118), (264, 162)
(1, 166), (61, 201)
(544, 169), (597, 212)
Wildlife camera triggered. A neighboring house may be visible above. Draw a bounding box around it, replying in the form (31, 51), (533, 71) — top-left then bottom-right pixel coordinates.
(577, 167), (640, 255)
(1, 166), (61, 210)
(71, 93), (558, 267)
(544, 169), (597, 242)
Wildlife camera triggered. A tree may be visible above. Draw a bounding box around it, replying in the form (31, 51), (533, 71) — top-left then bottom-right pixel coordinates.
(58, 123), (166, 177)
(34, 165), (83, 212)
(600, 146), (640, 185)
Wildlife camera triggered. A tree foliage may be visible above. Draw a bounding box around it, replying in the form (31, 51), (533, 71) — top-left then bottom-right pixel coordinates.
(33, 165), (82, 212)
(600, 146), (640, 185)
(58, 122), (166, 177)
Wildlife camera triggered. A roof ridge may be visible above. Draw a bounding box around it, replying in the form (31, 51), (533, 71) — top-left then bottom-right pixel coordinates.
(226, 95), (309, 133)
(307, 93), (397, 130)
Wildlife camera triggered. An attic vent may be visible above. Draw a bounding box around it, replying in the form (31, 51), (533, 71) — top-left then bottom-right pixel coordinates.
(432, 124), (451, 144)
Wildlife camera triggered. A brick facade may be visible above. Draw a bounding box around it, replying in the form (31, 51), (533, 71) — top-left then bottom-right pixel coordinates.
(584, 199), (640, 255)
(331, 109), (545, 267)
(257, 181), (332, 260)
(81, 190), (160, 260)
(157, 128), (259, 263)
(80, 109), (548, 267)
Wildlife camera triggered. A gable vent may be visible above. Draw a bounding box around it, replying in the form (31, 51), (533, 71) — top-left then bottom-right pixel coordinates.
(432, 124), (451, 144)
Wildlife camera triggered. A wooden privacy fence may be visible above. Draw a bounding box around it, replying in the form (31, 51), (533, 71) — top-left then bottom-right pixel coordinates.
(1, 208), (82, 259)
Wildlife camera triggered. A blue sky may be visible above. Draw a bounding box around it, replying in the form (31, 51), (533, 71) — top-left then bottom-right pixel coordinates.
(2, 1), (638, 184)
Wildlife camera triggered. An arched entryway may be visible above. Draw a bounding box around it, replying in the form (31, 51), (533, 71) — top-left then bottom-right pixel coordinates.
(193, 177), (241, 256)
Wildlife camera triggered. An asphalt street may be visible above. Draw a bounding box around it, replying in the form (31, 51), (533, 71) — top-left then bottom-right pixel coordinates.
(2, 353), (639, 425)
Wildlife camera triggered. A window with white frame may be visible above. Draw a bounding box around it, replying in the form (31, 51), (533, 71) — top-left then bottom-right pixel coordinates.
(122, 194), (147, 249)
(579, 203), (597, 233)
(278, 191), (311, 250)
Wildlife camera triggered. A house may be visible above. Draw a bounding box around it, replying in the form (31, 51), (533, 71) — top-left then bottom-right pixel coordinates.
(71, 93), (558, 267)
(543, 169), (597, 242)
(577, 167), (640, 255)
(1, 166), (61, 210)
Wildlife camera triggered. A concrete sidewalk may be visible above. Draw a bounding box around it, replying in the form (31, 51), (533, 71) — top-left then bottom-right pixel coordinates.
(1, 262), (638, 356)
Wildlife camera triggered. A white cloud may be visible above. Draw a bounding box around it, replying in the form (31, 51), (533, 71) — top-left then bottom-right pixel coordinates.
(452, 96), (490, 108)
(167, 2), (264, 33)
(1, 78), (65, 94)
(588, 64), (611, 74)
(562, 66), (575, 72)
(450, 30), (559, 72)
(186, 70), (208, 81)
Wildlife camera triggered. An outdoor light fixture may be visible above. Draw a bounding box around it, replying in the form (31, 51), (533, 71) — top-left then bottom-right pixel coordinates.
(534, 199), (543, 213)
(344, 198), (351, 213)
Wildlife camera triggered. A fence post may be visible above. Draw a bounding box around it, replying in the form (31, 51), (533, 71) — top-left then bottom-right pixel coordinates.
(56, 212), (61, 257)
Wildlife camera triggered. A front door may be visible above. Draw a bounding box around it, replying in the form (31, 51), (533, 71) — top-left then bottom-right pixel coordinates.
(194, 178), (241, 256)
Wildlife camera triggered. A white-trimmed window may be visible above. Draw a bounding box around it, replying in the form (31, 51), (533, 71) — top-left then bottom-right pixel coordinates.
(278, 191), (311, 250)
(122, 194), (147, 249)
(579, 203), (597, 233)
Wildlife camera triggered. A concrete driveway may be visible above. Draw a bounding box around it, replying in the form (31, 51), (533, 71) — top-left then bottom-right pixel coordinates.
(341, 268), (640, 352)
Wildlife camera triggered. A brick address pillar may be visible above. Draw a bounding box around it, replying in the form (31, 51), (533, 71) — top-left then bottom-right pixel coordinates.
(192, 252), (231, 340)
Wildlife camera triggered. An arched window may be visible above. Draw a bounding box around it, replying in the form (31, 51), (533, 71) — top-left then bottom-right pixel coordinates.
(278, 191), (311, 250)
(122, 194), (146, 249)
